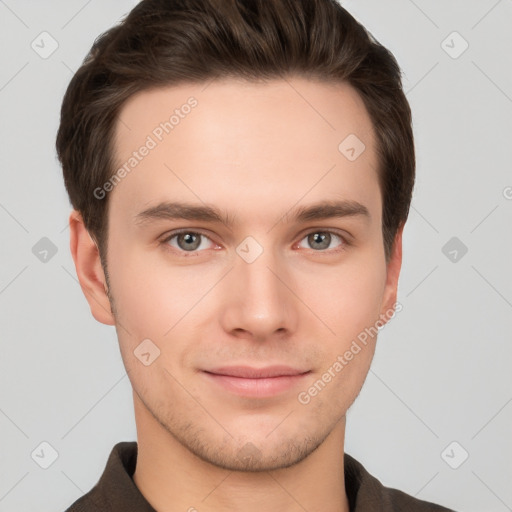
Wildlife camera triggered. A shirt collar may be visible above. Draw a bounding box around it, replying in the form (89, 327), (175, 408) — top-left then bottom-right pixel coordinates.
(69, 441), (453, 511)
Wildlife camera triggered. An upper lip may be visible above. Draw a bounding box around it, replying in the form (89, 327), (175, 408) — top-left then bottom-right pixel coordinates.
(204, 365), (310, 378)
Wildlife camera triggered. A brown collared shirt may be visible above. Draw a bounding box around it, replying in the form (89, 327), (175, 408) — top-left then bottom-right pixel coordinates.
(64, 442), (456, 511)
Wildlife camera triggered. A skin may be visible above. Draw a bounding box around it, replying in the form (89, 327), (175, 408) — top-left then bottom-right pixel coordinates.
(70, 77), (403, 512)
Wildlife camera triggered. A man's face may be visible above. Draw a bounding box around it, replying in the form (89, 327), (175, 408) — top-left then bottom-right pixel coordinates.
(102, 77), (400, 471)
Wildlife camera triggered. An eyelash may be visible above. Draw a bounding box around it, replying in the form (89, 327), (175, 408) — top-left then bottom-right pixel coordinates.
(159, 228), (350, 256)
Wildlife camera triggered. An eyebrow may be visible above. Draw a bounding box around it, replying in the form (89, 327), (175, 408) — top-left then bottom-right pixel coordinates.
(134, 199), (371, 228)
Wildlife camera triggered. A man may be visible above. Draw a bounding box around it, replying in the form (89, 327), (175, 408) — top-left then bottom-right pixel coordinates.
(57, 0), (455, 510)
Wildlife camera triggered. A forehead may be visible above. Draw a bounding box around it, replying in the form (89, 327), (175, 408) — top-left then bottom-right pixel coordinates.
(110, 77), (381, 227)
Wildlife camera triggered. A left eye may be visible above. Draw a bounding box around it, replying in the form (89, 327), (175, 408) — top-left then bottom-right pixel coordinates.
(163, 231), (215, 252)
(297, 231), (345, 251)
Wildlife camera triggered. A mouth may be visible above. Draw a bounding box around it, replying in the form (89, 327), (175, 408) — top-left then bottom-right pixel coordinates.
(201, 365), (311, 398)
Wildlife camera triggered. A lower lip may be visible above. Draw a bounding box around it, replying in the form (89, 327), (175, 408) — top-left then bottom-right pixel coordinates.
(202, 372), (310, 398)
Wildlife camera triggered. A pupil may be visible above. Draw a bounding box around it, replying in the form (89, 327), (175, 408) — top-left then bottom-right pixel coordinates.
(310, 232), (329, 250)
(179, 233), (200, 251)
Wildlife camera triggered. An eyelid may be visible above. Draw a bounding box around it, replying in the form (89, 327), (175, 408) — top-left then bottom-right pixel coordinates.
(296, 226), (351, 243)
(294, 228), (350, 252)
(160, 228), (219, 250)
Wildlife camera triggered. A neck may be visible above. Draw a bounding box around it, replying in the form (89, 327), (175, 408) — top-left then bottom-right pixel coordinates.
(132, 392), (350, 512)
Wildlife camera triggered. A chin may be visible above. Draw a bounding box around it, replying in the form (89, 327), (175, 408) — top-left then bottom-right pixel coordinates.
(186, 434), (326, 472)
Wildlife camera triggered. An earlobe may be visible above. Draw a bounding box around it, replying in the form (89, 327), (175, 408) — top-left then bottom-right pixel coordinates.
(69, 210), (116, 326)
(379, 223), (404, 324)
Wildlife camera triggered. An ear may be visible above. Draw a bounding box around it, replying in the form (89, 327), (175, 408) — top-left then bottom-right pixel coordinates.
(69, 210), (115, 325)
(378, 223), (404, 324)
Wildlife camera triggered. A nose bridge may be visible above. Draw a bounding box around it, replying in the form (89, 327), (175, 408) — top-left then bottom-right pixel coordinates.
(222, 236), (296, 338)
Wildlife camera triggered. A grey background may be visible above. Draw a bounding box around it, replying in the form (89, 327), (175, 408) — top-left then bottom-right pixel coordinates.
(0, 1), (511, 511)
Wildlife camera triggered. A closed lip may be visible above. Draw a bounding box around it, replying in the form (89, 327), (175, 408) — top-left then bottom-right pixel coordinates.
(203, 365), (310, 378)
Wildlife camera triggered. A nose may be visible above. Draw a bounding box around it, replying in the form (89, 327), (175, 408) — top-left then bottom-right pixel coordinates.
(219, 244), (298, 342)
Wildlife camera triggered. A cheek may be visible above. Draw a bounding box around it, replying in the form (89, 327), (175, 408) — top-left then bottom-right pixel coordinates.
(296, 251), (387, 344)
(292, 250), (386, 403)
(107, 245), (207, 336)
(106, 245), (223, 381)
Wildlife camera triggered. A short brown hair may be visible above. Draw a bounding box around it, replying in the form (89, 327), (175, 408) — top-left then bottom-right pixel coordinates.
(56, 0), (414, 265)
